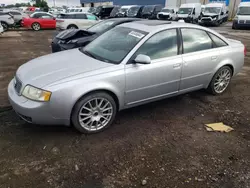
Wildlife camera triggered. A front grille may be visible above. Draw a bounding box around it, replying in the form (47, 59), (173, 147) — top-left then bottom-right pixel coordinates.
(14, 77), (22, 94)
(201, 17), (212, 21)
(246, 20), (250, 24)
(158, 14), (169, 19)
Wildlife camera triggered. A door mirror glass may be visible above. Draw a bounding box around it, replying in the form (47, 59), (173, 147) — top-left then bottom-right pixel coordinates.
(221, 12), (224, 15)
(134, 54), (151, 64)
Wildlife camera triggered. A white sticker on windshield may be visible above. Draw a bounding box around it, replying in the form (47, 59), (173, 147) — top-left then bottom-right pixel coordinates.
(128, 31), (145, 39)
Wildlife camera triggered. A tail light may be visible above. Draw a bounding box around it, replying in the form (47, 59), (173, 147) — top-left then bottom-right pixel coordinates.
(244, 45), (247, 56)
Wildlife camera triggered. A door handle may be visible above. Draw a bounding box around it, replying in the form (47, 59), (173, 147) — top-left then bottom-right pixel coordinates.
(173, 63), (181, 68)
(211, 56), (217, 61)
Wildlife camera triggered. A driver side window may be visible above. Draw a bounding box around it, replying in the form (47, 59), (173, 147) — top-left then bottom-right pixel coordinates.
(134, 29), (178, 60)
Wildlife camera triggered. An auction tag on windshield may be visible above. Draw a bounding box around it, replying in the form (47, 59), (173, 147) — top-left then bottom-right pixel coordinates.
(128, 31), (145, 39)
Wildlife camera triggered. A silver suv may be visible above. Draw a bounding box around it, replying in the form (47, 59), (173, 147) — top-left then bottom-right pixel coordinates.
(8, 20), (245, 134)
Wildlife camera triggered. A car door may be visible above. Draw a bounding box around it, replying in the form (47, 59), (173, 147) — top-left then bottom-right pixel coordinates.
(125, 29), (182, 105)
(39, 13), (54, 28)
(179, 28), (221, 93)
(75, 13), (88, 29)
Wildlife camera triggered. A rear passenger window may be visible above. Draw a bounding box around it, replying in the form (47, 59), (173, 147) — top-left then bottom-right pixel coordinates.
(87, 15), (97, 20)
(75, 14), (87, 19)
(181, 28), (212, 54)
(208, 33), (228, 48)
(135, 29), (178, 60)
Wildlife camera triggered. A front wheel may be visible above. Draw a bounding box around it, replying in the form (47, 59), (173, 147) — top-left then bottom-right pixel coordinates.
(207, 66), (232, 95)
(71, 92), (117, 134)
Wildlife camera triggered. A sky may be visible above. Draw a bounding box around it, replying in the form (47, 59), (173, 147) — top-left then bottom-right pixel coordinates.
(0, 0), (81, 6)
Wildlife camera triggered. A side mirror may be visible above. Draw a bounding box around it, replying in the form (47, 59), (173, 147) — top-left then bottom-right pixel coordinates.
(221, 12), (224, 15)
(193, 11), (195, 15)
(134, 54), (151, 64)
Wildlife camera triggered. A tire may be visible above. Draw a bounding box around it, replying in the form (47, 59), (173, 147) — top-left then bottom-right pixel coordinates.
(32, 22), (41, 31)
(207, 66), (233, 95)
(71, 92), (117, 134)
(67, 24), (78, 29)
(232, 23), (237, 30)
(1, 22), (8, 31)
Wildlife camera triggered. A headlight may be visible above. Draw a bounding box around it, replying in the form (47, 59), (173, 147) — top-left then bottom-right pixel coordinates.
(22, 85), (51, 102)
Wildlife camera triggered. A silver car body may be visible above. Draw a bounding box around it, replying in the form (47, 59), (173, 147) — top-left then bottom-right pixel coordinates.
(0, 13), (15, 26)
(0, 22), (4, 33)
(8, 21), (245, 126)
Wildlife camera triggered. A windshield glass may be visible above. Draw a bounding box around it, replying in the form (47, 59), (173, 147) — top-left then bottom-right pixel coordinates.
(143, 5), (154, 13)
(238, 7), (250, 15)
(120, 8), (129, 13)
(82, 27), (148, 64)
(128, 6), (140, 14)
(88, 20), (115, 33)
(178, 8), (193, 14)
(95, 6), (102, 14)
(161, 8), (171, 13)
(204, 7), (221, 14)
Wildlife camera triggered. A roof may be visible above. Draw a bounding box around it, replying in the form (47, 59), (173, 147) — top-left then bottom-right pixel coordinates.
(180, 3), (201, 8)
(119, 20), (208, 33)
(205, 3), (224, 7)
(108, 17), (142, 22)
(239, 2), (250, 7)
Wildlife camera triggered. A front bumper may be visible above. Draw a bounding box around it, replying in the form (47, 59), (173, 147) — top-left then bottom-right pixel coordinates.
(233, 20), (250, 27)
(8, 79), (69, 126)
(198, 19), (218, 25)
(176, 17), (192, 23)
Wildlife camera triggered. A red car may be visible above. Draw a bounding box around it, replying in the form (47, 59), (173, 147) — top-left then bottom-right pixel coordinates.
(22, 12), (56, 31)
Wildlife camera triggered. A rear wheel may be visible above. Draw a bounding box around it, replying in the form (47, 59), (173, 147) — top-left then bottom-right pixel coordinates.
(67, 24), (78, 29)
(207, 66), (232, 95)
(32, 22), (41, 31)
(71, 92), (117, 134)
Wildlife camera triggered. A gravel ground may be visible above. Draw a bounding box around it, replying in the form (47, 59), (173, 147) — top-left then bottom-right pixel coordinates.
(0, 23), (250, 188)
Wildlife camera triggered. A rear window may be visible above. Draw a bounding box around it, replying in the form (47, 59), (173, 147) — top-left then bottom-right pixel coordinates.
(208, 32), (228, 47)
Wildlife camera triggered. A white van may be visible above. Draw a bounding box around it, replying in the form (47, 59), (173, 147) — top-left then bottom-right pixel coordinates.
(232, 2), (250, 29)
(199, 3), (228, 26)
(157, 7), (178, 20)
(177, 3), (201, 23)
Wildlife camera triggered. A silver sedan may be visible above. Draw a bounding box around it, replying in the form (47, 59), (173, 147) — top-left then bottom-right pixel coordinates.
(8, 20), (245, 134)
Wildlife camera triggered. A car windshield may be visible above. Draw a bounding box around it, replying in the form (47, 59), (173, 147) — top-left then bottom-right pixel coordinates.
(87, 20), (115, 33)
(204, 7), (221, 14)
(95, 6), (102, 14)
(143, 6), (154, 13)
(178, 8), (193, 14)
(161, 9), (171, 13)
(120, 8), (129, 13)
(128, 6), (140, 13)
(238, 7), (250, 15)
(82, 27), (148, 64)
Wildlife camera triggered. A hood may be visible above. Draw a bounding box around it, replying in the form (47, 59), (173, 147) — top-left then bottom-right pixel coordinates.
(16, 49), (113, 88)
(158, 12), (170, 15)
(202, 13), (218, 17)
(56, 29), (95, 41)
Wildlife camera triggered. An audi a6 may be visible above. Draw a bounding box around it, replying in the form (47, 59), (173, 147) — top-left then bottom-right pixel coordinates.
(8, 20), (245, 134)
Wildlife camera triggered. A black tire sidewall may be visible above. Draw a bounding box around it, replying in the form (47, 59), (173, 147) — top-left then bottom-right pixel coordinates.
(72, 92), (117, 134)
(208, 66), (232, 95)
(67, 25), (78, 29)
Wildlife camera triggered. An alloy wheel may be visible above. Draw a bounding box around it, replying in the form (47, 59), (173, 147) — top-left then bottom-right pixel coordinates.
(32, 23), (40, 31)
(78, 97), (113, 131)
(214, 69), (231, 94)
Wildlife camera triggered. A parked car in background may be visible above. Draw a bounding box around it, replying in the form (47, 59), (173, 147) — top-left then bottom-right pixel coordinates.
(157, 7), (178, 20)
(93, 6), (114, 19)
(2, 9), (26, 26)
(127, 5), (144, 18)
(56, 12), (99, 30)
(141, 5), (163, 19)
(8, 20), (245, 134)
(51, 17), (141, 52)
(201, 5), (205, 13)
(22, 12), (56, 31)
(0, 22), (4, 34)
(199, 3), (228, 26)
(109, 6), (120, 18)
(88, 7), (96, 14)
(0, 12), (15, 30)
(115, 5), (135, 17)
(232, 2), (250, 29)
(177, 3), (202, 23)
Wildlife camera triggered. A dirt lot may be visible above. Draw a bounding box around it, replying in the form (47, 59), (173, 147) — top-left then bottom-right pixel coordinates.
(0, 23), (250, 188)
